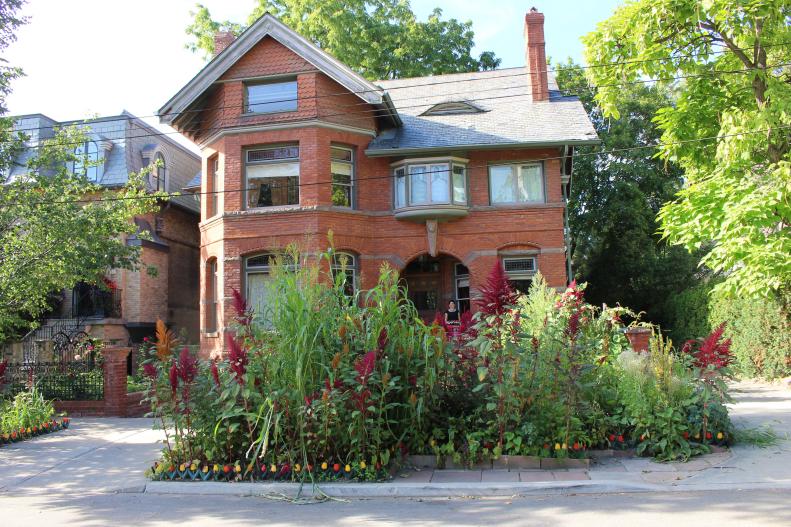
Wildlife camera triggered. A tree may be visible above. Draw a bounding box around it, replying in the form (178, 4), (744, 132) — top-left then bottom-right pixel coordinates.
(0, 128), (161, 339)
(0, 0), (161, 339)
(0, 130), (162, 339)
(185, 0), (501, 80)
(583, 0), (791, 300)
(555, 59), (702, 328)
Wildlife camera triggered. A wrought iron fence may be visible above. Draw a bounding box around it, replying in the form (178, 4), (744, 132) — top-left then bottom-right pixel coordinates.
(1, 358), (104, 401)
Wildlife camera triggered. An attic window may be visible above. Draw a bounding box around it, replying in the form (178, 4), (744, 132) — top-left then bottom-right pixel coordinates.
(421, 101), (483, 116)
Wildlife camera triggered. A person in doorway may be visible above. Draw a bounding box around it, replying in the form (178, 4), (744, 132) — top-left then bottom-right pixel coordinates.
(444, 300), (460, 326)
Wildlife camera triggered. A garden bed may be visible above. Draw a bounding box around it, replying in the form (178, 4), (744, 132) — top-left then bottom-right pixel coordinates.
(139, 250), (737, 484)
(0, 417), (70, 446)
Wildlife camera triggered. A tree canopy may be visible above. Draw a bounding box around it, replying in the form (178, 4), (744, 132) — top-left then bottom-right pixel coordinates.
(555, 59), (702, 329)
(0, 128), (161, 339)
(583, 0), (791, 300)
(185, 0), (501, 80)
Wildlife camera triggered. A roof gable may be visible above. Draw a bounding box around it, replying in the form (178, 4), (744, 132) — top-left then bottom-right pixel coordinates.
(159, 13), (395, 126)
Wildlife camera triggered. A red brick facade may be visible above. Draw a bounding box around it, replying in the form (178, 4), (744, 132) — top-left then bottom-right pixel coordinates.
(171, 18), (576, 356)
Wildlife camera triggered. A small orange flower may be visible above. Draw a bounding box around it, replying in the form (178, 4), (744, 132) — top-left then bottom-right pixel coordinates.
(331, 352), (341, 370)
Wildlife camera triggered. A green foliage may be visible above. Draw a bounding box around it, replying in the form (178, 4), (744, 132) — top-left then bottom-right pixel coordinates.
(0, 127), (162, 339)
(0, 387), (55, 434)
(583, 0), (791, 299)
(664, 281), (716, 346)
(186, 0), (500, 79)
(144, 245), (446, 475)
(554, 59), (703, 329)
(709, 288), (791, 379)
(145, 259), (735, 472)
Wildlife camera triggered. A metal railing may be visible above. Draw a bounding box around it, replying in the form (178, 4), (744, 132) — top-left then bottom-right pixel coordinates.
(2, 357), (104, 401)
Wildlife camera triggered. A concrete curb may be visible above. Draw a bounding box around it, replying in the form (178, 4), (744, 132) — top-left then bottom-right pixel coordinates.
(143, 479), (662, 498)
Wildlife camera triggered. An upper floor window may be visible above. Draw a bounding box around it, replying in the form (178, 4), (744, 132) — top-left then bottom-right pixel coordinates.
(331, 146), (354, 208)
(205, 258), (218, 333)
(151, 153), (167, 191)
(489, 163), (544, 204)
(245, 145), (299, 209)
(208, 156), (220, 217)
(393, 159), (467, 209)
(245, 80), (298, 114)
(73, 141), (100, 182)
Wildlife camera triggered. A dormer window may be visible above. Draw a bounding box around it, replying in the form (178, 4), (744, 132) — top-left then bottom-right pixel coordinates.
(73, 141), (100, 182)
(421, 101), (484, 116)
(245, 79), (298, 114)
(150, 153), (168, 191)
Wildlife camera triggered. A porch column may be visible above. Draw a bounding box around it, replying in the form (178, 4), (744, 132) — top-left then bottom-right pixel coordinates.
(102, 346), (131, 417)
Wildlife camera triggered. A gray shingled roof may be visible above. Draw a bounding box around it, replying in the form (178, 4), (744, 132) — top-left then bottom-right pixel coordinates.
(367, 67), (598, 154)
(184, 172), (201, 190)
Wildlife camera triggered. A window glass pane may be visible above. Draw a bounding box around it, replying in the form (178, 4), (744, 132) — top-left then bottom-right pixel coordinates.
(331, 161), (352, 177)
(519, 165), (544, 202)
(332, 173), (352, 207)
(490, 165), (515, 203)
(452, 165), (466, 203)
(246, 81), (298, 113)
(409, 165), (428, 204)
(246, 272), (271, 325)
(247, 162), (299, 208)
(430, 164), (449, 202)
(330, 147), (352, 162)
(395, 170), (406, 208)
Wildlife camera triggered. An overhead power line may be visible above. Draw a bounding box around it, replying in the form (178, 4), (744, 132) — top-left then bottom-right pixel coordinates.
(6, 62), (789, 151)
(3, 124), (788, 209)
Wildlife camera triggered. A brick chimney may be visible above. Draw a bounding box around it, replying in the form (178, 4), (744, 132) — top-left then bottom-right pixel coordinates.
(214, 31), (236, 57)
(524, 7), (549, 102)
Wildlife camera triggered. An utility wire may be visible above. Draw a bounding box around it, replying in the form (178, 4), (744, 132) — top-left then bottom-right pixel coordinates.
(6, 62), (789, 151)
(7, 41), (791, 135)
(8, 39), (791, 136)
(3, 124), (788, 209)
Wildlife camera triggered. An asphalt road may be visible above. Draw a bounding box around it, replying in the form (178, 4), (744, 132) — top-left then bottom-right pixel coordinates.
(2, 488), (791, 526)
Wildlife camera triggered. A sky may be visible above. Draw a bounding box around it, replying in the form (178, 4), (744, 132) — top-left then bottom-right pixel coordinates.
(4, 0), (623, 151)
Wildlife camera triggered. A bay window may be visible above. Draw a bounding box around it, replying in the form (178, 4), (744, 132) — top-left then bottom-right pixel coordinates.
(489, 163), (544, 204)
(245, 145), (299, 209)
(393, 158), (467, 209)
(330, 146), (354, 208)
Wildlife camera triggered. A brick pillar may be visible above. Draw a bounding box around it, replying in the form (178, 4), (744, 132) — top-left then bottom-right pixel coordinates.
(102, 346), (131, 417)
(625, 327), (652, 353)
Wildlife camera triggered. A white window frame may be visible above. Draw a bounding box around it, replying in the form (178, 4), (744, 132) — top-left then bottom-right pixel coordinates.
(502, 256), (537, 293)
(244, 253), (298, 325)
(151, 152), (167, 191)
(244, 145), (300, 210)
(488, 162), (545, 205)
(392, 157), (468, 209)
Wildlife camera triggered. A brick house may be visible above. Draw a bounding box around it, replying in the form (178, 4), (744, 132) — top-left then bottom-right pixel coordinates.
(5, 112), (201, 358)
(159, 9), (598, 356)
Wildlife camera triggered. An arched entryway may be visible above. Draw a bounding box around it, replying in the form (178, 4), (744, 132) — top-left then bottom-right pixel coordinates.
(400, 253), (470, 322)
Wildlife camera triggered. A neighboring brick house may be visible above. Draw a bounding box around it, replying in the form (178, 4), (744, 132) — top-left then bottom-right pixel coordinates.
(5, 112), (201, 356)
(159, 9), (598, 356)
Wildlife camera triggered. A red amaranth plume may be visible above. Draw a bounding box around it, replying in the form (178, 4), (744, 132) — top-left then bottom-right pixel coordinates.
(231, 288), (252, 327)
(143, 363), (157, 379)
(168, 363), (179, 395)
(566, 310), (581, 340)
(354, 351), (376, 384)
(684, 322), (733, 370)
(177, 347), (198, 384)
(226, 334), (248, 385)
(210, 360), (221, 388)
(476, 261), (517, 316)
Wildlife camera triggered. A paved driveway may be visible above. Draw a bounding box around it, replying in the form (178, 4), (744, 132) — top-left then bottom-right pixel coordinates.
(0, 417), (161, 495)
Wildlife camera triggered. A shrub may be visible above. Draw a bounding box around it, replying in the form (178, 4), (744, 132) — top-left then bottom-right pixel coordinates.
(1, 387), (55, 434)
(709, 290), (790, 379)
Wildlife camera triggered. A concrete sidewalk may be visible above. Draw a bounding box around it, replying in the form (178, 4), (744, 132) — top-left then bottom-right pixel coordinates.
(2, 381), (789, 498)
